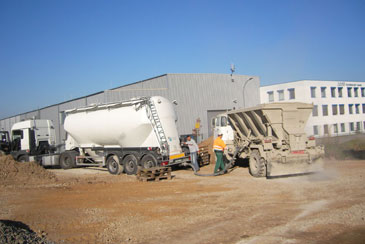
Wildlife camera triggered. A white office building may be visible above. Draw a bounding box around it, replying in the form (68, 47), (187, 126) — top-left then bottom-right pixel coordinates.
(260, 80), (365, 137)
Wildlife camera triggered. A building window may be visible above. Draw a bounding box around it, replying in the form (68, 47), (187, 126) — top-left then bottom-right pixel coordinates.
(324, 124), (329, 135)
(356, 121), (361, 131)
(339, 104), (345, 115)
(350, 122), (355, 131)
(288, 88), (295, 100)
(331, 87), (336, 98)
(322, 105), (328, 116)
(313, 125), (318, 135)
(341, 123), (345, 132)
(268, 91), (274, 102)
(361, 88), (365, 97)
(355, 104), (360, 114)
(349, 104), (354, 114)
(347, 87), (352, 97)
(312, 105), (318, 116)
(310, 87), (316, 98)
(338, 87), (343, 97)
(354, 87), (359, 97)
(363, 104), (365, 113)
(333, 124), (338, 134)
(321, 87), (326, 98)
(278, 90), (284, 101)
(332, 104), (338, 115)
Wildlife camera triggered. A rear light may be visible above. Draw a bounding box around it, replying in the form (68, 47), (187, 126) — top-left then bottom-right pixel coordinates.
(147, 147), (152, 151)
(291, 150), (305, 154)
(264, 139), (272, 143)
(161, 161), (168, 166)
(308, 136), (315, 140)
(26, 149), (30, 153)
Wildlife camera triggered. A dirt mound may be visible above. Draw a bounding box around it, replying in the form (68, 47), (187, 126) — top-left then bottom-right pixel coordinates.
(0, 220), (54, 244)
(0, 156), (57, 185)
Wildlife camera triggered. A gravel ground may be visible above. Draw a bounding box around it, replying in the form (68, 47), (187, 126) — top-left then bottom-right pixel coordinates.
(0, 157), (364, 243)
(0, 220), (54, 244)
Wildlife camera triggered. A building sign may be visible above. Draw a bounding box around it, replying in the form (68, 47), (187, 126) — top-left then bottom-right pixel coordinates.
(337, 81), (362, 87)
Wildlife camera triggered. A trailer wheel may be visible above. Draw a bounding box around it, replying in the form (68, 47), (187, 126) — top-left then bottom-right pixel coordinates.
(60, 151), (77, 169)
(141, 154), (157, 169)
(123, 154), (138, 175)
(249, 150), (266, 177)
(107, 155), (123, 175)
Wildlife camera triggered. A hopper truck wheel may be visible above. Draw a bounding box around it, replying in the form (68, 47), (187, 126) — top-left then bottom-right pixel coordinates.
(60, 151), (77, 169)
(107, 154), (123, 175)
(141, 154), (157, 169)
(123, 154), (138, 175)
(249, 150), (266, 177)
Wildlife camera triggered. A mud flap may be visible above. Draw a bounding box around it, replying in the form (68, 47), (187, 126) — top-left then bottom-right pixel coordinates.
(267, 155), (324, 178)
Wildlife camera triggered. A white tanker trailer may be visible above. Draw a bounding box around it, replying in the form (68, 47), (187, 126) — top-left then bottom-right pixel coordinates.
(60, 96), (189, 174)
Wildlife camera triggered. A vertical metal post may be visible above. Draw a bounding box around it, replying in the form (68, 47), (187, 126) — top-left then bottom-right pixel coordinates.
(243, 77), (254, 108)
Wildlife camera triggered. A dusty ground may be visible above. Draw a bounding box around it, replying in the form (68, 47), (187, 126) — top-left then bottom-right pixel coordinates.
(1, 157), (365, 244)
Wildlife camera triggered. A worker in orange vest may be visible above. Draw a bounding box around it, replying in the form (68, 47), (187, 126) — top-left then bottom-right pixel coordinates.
(213, 133), (227, 173)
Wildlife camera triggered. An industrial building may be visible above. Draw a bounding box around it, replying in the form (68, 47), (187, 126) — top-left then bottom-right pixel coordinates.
(260, 80), (365, 137)
(0, 73), (260, 145)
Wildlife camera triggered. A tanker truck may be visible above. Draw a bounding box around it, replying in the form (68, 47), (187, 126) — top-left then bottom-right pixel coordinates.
(7, 96), (189, 175)
(61, 96), (188, 174)
(212, 102), (325, 178)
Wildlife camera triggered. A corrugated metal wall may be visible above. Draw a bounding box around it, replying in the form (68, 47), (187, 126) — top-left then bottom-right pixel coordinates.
(0, 73), (260, 144)
(107, 73), (260, 139)
(166, 74), (260, 138)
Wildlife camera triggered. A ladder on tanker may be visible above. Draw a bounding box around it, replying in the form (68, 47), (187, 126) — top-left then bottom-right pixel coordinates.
(146, 99), (169, 156)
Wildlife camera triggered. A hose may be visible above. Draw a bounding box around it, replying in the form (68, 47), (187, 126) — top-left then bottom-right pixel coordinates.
(191, 147), (239, 177)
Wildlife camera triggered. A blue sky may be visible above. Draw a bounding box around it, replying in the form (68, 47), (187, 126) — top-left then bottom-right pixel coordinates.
(1, 0), (364, 118)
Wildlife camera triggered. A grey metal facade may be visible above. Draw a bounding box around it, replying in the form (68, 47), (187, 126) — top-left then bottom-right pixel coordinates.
(0, 73), (260, 144)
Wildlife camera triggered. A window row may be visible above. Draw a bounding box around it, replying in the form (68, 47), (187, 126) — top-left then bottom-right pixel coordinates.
(311, 86), (365, 98)
(313, 121), (365, 135)
(267, 88), (295, 102)
(312, 104), (365, 116)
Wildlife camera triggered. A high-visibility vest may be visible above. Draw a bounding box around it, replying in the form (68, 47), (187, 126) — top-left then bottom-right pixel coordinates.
(213, 137), (226, 151)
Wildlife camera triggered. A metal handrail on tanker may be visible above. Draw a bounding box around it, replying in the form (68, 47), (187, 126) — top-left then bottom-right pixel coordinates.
(145, 99), (169, 157)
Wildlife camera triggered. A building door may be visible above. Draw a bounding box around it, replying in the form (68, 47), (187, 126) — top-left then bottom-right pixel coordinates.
(207, 110), (229, 137)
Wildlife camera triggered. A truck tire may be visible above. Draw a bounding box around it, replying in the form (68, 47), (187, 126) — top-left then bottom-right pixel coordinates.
(106, 155), (123, 175)
(141, 154), (157, 169)
(123, 154), (138, 175)
(18, 155), (28, 162)
(249, 150), (266, 177)
(60, 151), (77, 169)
